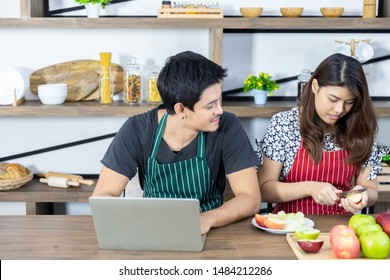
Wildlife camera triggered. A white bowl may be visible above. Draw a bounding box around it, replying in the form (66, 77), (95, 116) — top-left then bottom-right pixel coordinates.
(355, 42), (374, 63)
(38, 84), (67, 105)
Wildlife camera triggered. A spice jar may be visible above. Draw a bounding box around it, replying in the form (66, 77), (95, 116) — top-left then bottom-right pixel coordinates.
(161, 1), (172, 8)
(123, 57), (141, 104)
(161, 0), (172, 14)
(147, 66), (162, 104)
(297, 69), (311, 101)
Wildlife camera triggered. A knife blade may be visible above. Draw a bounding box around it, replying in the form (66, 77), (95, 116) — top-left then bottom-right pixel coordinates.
(337, 187), (367, 198)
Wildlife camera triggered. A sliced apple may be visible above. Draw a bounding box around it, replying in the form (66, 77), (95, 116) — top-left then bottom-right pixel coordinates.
(297, 239), (324, 253)
(254, 214), (268, 227)
(264, 217), (286, 230)
(294, 228), (320, 240)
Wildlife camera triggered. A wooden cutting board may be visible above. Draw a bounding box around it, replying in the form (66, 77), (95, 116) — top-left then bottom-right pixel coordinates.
(30, 60), (124, 102)
(286, 233), (389, 260)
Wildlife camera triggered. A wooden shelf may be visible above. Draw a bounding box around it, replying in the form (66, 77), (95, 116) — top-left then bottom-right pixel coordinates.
(0, 178), (94, 215)
(1, 17), (390, 30)
(1, 100), (390, 118)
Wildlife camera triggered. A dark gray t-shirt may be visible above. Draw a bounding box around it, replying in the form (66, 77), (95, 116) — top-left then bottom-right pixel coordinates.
(101, 105), (258, 193)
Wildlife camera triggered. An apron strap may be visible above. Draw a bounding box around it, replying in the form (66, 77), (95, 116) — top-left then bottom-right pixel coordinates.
(150, 112), (168, 159)
(197, 131), (205, 159)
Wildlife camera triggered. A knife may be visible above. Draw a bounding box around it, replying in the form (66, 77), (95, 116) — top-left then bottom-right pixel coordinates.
(337, 188), (367, 198)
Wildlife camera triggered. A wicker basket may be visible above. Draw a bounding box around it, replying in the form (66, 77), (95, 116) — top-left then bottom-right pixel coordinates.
(0, 171), (33, 191)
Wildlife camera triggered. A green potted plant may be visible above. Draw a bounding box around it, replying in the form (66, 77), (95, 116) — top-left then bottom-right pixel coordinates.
(75, 0), (112, 18)
(243, 72), (279, 104)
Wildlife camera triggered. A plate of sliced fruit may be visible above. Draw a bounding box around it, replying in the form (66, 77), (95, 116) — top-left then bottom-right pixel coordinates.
(252, 211), (314, 234)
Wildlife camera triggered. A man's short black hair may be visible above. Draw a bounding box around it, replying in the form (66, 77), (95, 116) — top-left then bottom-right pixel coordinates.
(157, 51), (228, 114)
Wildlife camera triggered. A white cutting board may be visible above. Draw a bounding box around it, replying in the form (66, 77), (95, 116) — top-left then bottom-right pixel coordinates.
(0, 67), (26, 105)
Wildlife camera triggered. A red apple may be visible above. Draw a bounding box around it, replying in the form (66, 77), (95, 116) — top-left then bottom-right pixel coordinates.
(376, 209), (390, 225)
(254, 214), (267, 227)
(297, 239), (324, 253)
(380, 214), (390, 228)
(329, 225), (355, 245)
(383, 220), (390, 238)
(376, 213), (383, 225)
(331, 232), (360, 259)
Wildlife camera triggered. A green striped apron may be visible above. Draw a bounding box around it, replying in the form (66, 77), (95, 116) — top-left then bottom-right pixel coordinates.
(143, 113), (223, 212)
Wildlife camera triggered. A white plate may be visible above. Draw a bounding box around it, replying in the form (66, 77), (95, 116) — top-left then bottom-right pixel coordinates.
(0, 67), (26, 105)
(251, 217), (315, 235)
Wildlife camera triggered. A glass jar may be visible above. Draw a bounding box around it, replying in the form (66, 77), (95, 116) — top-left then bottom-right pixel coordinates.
(147, 66), (162, 104)
(161, 1), (172, 14)
(297, 69), (311, 101)
(123, 57), (141, 104)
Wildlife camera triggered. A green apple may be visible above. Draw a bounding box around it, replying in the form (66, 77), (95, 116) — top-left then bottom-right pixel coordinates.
(356, 223), (383, 237)
(295, 228), (320, 240)
(359, 230), (390, 259)
(348, 214), (376, 232)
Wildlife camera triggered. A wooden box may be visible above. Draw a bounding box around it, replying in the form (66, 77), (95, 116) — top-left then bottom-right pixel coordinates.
(157, 8), (223, 18)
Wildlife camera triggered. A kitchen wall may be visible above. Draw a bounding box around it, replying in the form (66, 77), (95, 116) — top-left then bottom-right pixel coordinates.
(0, 0), (389, 214)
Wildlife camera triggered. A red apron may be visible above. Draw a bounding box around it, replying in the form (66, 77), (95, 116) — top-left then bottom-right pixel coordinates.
(273, 141), (357, 215)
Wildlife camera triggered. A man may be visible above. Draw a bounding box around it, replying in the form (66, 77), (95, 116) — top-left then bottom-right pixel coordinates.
(93, 51), (260, 233)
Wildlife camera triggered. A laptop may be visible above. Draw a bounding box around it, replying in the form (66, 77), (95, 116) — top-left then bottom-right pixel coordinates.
(89, 196), (206, 252)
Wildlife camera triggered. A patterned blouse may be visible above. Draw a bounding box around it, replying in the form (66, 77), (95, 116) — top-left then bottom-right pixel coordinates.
(255, 107), (385, 181)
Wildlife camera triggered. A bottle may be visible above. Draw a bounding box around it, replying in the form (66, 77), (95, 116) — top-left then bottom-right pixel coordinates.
(363, 0), (376, 19)
(123, 57), (141, 104)
(297, 69), (311, 101)
(147, 66), (162, 104)
(99, 52), (113, 104)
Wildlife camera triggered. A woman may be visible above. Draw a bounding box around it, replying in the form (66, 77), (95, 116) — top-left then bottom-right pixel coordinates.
(257, 53), (384, 215)
(93, 51), (260, 233)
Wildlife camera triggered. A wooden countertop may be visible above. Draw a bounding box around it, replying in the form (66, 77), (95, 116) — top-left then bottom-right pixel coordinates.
(0, 214), (353, 260)
(2, 100), (390, 118)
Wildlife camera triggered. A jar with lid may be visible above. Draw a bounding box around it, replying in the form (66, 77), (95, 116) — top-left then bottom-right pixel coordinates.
(161, 0), (172, 8)
(297, 69), (311, 101)
(147, 66), (162, 104)
(123, 57), (141, 104)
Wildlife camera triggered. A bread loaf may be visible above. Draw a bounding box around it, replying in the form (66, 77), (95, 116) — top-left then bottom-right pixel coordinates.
(6, 163), (28, 175)
(0, 162), (29, 180)
(0, 162), (7, 176)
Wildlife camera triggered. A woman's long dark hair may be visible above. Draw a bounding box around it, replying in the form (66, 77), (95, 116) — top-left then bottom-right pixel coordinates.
(298, 53), (378, 167)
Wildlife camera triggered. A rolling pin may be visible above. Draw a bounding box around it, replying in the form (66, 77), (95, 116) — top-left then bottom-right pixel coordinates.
(40, 177), (80, 188)
(37, 171), (95, 186)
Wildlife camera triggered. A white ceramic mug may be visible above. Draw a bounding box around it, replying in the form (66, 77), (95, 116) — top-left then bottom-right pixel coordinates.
(355, 42), (374, 63)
